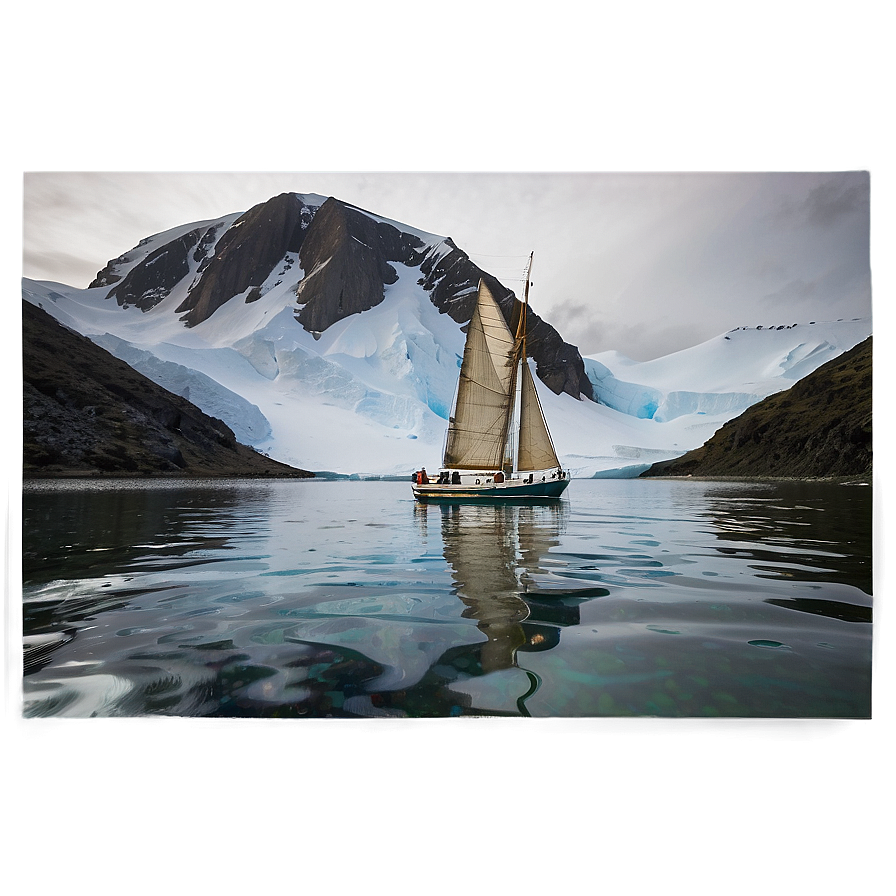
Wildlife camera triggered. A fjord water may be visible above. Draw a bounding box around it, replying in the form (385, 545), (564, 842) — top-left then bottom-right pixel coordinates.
(21, 478), (872, 718)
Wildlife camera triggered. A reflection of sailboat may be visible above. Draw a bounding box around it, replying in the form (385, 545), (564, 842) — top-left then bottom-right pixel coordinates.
(441, 503), (533, 673)
(437, 502), (576, 716)
(412, 253), (569, 502)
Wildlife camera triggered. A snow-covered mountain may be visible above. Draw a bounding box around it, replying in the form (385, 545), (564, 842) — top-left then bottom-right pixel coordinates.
(22, 192), (872, 478)
(585, 318), (871, 422)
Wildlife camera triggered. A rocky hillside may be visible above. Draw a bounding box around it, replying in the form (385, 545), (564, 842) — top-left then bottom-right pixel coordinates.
(90, 193), (593, 400)
(23, 300), (313, 478)
(641, 336), (872, 478)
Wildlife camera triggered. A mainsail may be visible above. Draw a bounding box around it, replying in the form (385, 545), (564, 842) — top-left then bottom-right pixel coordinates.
(443, 281), (517, 469)
(443, 272), (561, 474)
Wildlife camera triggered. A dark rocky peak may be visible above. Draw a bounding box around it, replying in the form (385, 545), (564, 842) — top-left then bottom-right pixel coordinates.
(372, 213), (430, 264)
(102, 227), (207, 311)
(90, 255), (128, 289)
(90, 232), (162, 289)
(418, 239), (480, 315)
(522, 315), (593, 400)
(86, 191), (592, 401)
(177, 192), (317, 327)
(192, 222), (226, 272)
(295, 198), (423, 333)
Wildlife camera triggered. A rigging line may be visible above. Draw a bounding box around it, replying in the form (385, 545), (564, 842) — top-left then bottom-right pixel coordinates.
(471, 264), (528, 270)
(457, 378), (512, 397)
(466, 252), (532, 258)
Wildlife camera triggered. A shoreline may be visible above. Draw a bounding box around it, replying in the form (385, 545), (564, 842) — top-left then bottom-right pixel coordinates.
(22, 468), (314, 480)
(638, 473), (871, 484)
(21, 471), (872, 485)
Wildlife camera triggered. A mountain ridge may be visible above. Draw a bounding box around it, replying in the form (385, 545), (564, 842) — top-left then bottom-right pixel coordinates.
(87, 192), (592, 401)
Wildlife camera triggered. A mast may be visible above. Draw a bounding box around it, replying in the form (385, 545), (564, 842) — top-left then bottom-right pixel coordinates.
(515, 251), (561, 473)
(505, 252), (534, 474)
(517, 251), (534, 351)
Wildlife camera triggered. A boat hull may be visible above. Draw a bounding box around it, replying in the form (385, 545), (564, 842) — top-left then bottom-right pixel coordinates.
(412, 478), (570, 503)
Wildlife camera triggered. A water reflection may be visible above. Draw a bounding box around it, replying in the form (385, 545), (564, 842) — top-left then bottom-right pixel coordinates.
(440, 504), (565, 715)
(440, 504), (532, 673)
(23, 480), (271, 586)
(23, 480), (276, 678)
(268, 501), (576, 717)
(696, 481), (873, 598)
(419, 502), (583, 714)
(21, 480), (872, 718)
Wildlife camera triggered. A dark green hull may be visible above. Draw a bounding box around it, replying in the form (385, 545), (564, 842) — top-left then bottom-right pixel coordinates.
(412, 478), (569, 503)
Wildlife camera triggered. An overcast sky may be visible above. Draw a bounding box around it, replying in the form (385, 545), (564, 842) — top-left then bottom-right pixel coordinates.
(22, 170), (871, 360)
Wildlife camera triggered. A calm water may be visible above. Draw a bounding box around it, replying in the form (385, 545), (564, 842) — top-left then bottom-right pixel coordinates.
(21, 478), (872, 718)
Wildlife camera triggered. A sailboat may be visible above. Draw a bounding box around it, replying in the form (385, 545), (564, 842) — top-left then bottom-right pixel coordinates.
(412, 253), (570, 503)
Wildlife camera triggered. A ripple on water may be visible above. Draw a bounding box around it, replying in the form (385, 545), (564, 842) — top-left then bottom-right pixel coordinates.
(21, 479), (872, 718)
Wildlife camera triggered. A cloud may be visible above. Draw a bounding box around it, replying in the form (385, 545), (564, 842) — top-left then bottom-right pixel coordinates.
(806, 180), (868, 227)
(545, 301), (606, 355)
(546, 299), (703, 361)
(759, 259), (872, 318)
(22, 248), (103, 285)
(771, 172), (870, 231)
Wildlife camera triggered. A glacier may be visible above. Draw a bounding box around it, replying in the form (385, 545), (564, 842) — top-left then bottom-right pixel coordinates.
(22, 196), (872, 479)
(585, 320), (871, 423)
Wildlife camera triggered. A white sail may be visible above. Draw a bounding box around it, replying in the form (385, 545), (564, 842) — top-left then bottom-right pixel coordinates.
(443, 281), (518, 469)
(517, 360), (561, 471)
